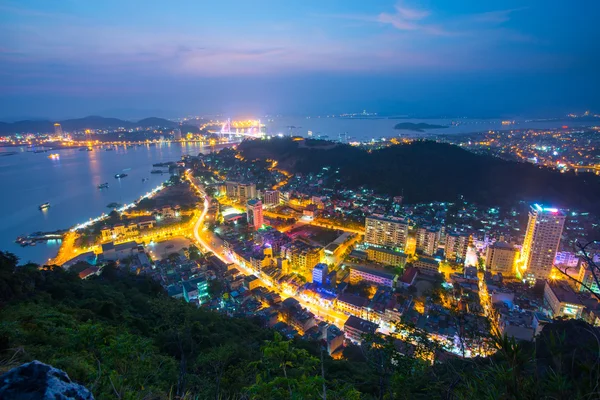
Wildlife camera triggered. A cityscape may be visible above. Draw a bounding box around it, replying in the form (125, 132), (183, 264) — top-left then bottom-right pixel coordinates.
(2, 1), (600, 399)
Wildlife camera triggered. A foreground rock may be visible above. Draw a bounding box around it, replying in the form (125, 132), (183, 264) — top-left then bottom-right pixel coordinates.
(0, 361), (94, 399)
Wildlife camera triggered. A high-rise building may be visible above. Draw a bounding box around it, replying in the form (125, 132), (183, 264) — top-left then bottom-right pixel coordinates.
(485, 241), (519, 276)
(576, 260), (600, 295)
(416, 226), (440, 256)
(444, 232), (470, 263)
(263, 190), (280, 207)
(364, 215), (409, 250)
(519, 204), (566, 281)
(246, 199), (263, 230)
(54, 123), (63, 138)
(238, 183), (257, 204)
(312, 263), (328, 285)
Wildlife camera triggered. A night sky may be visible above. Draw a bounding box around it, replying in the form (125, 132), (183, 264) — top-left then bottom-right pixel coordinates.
(1, 0), (599, 119)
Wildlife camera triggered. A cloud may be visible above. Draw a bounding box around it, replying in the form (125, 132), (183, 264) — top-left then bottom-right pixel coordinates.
(471, 8), (527, 24)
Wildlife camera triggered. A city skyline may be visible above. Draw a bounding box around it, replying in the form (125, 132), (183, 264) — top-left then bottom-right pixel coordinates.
(2, 1), (600, 118)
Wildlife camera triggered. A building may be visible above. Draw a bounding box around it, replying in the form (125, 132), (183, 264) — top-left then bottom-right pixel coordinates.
(413, 256), (440, 275)
(577, 260), (600, 295)
(544, 280), (584, 319)
(263, 190), (280, 207)
(281, 241), (324, 281)
(398, 267), (418, 287)
(445, 232), (470, 263)
(325, 325), (345, 355)
(53, 123), (63, 138)
(366, 246), (407, 267)
(173, 126), (182, 141)
(349, 265), (397, 288)
(416, 226), (439, 256)
(519, 204), (566, 281)
(101, 241), (140, 261)
(344, 315), (378, 343)
(485, 241), (519, 276)
(364, 215), (409, 250)
(335, 293), (368, 318)
(239, 183), (257, 204)
(246, 199), (264, 230)
(312, 263), (328, 285)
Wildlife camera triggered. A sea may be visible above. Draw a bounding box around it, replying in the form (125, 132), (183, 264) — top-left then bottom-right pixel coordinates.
(0, 142), (234, 264)
(263, 116), (579, 141)
(0, 116), (585, 264)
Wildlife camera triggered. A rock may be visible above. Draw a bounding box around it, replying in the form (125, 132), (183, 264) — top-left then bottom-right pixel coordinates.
(0, 360), (94, 400)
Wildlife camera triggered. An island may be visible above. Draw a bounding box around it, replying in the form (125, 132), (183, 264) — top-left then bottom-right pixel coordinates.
(394, 122), (448, 132)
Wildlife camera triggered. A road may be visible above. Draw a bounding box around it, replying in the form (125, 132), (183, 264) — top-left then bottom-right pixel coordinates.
(189, 178), (350, 327)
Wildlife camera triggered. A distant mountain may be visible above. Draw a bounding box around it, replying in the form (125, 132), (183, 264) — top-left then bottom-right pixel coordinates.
(0, 116), (178, 134)
(239, 137), (600, 213)
(137, 117), (178, 128)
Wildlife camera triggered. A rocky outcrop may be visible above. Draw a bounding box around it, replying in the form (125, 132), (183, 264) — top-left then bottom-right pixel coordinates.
(0, 360), (94, 399)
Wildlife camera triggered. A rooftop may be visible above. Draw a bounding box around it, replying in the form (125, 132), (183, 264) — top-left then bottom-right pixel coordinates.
(344, 315), (378, 333)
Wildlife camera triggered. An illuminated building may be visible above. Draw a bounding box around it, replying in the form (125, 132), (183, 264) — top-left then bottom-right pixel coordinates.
(281, 241), (324, 282)
(576, 260), (600, 294)
(444, 232), (470, 263)
(312, 263), (328, 285)
(412, 256), (440, 275)
(225, 182), (256, 204)
(238, 183), (257, 204)
(519, 204), (566, 281)
(54, 123), (63, 138)
(364, 215), (409, 250)
(543, 280), (584, 319)
(173, 127), (182, 141)
(344, 315), (378, 344)
(366, 246), (407, 267)
(416, 226), (439, 256)
(246, 199), (263, 230)
(335, 293), (368, 318)
(349, 265), (396, 287)
(485, 241), (519, 276)
(263, 190), (280, 207)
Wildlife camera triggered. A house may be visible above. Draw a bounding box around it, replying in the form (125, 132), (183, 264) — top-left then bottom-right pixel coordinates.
(344, 315), (378, 343)
(398, 267), (418, 287)
(101, 241), (140, 261)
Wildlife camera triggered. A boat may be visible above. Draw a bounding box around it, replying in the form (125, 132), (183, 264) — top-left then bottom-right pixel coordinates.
(150, 170), (164, 174)
(48, 153), (60, 159)
(86, 148), (93, 151)
(97, 182), (109, 189)
(142, 178), (149, 182)
(39, 202), (50, 210)
(107, 202), (122, 208)
(105, 148), (114, 151)
(114, 173), (128, 179)
(33, 149), (47, 154)
(79, 148), (86, 151)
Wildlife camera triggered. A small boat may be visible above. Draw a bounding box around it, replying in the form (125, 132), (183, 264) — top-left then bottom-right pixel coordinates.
(86, 148), (93, 151)
(150, 170), (164, 174)
(98, 182), (109, 189)
(105, 148), (114, 151)
(107, 202), (122, 208)
(33, 150), (47, 154)
(39, 202), (50, 210)
(142, 178), (149, 182)
(48, 153), (59, 159)
(114, 173), (128, 179)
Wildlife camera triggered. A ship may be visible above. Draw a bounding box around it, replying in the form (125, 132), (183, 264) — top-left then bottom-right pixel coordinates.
(86, 147), (93, 151)
(39, 202), (50, 210)
(150, 169), (164, 174)
(114, 173), (128, 179)
(48, 153), (60, 159)
(98, 182), (109, 189)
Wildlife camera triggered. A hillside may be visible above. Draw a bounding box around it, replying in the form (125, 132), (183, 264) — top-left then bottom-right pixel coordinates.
(239, 138), (600, 212)
(1, 252), (599, 399)
(0, 116), (177, 134)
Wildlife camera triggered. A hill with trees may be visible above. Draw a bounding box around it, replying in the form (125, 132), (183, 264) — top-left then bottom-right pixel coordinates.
(239, 138), (600, 213)
(0, 116), (178, 134)
(1, 251), (600, 399)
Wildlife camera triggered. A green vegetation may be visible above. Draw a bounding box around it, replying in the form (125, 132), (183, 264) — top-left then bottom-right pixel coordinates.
(239, 138), (600, 213)
(1, 251), (600, 399)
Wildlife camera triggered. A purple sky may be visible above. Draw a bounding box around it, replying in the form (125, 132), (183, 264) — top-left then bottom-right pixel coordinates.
(1, 0), (599, 119)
